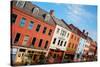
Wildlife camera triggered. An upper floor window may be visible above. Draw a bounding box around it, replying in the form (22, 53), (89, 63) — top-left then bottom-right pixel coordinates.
(72, 44), (74, 48)
(56, 28), (60, 34)
(22, 35), (29, 46)
(44, 40), (48, 49)
(14, 33), (21, 43)
(11, 14), (17, 24)
(16, 1), (25, 8)
(57, 40), (60, 45)
(31, 37), (36, 47)
(74, 36), (76, 40)
(77, 38), (79, 41)
(48, 29), (52, 36)
(60, 41), (63, 46)
(28, 21), (34, 30)
(71, 35), (73, 39)
(43, 27), (47, 34)
(44, 14), (50, 22)
(68, 42), (71, 48)
(32, 7), (39, 15)
(67, 33), (69, 38)
(36, 24), (41, 32)
(64, 41), (67, 46)
(20, 18), (26, 27)
(53, 38), (56, 44)
(38, 39), (43, 47)
(60, 30), (66, 36)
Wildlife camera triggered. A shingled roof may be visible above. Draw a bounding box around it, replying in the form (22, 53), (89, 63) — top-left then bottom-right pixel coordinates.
(12, 1), (56, 26)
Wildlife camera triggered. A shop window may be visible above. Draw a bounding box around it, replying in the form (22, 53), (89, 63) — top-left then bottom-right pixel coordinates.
(53, 54), (57, 58)
(18, 53), (21, 57)
(19, 49), (26, 52)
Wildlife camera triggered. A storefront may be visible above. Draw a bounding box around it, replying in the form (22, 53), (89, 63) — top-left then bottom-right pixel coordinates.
(48, 49), (64, 63)
(12, 46), (47, 65)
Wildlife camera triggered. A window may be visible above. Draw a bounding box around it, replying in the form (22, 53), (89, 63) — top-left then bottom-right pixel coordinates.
(67, 33), (69, 38)
(64, 41), (67, 46)
(19, 49), (26, 52)
(45, 14), (50, 21)
(60, 30), (66, 36)
(56, 28), (60, 33)
(16, 1), (25, 8)
(68, 42), (71, 48)
(72, 44), (74, 48)
(71, 35), (73, 39)
(22, 35), (29, 46)
(33, 54), (38, 60)
(32, 7), (39, 15)
(38, 39), (43, 47)
(48, 29), (52, 35)
(36, 24), (41, 32)
(20, 18), (26, 27)
(14, 33), (21, 43)
(18, 53), (21, 57)
(60, 41), (63, 46)
(53, 54), (57, 58)
(28, 21), (34, 30)
(11, 14), (17, 23)
(77, 38), (79, 41)
(74, 44), (77, 49)
(43, 27), (47, 34)
(31, 37), (36, 46)
(44, 41), (48, 48)
(57, 40), (60, 45)
(53, 38), (56, 44)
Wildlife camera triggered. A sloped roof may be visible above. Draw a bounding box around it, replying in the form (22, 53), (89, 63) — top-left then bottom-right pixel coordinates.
(12, 1), (56, 26)
(52, 16), (71, 31)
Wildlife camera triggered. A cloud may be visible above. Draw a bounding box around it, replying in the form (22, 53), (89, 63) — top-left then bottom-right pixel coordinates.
(65, 4), (96, 24)
(64, 4), (97, 41)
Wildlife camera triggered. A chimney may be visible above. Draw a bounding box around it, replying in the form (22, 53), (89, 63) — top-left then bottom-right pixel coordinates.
(50, 10), (54, 16)
(82, 29), (85, 33)
(86, 32), (88, 36)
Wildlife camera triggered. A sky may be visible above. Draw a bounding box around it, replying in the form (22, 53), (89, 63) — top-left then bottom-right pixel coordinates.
(32, 2), (97, 41)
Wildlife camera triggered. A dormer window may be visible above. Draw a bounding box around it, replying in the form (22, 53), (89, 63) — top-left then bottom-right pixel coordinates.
(32, 7), (39, 15)
(43, 14), (50, 22)
(16, 1), (25, 8)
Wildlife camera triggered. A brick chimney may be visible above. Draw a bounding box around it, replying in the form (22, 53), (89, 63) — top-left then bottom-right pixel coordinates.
(50, 10), (54, 16)
(82, 29), (85, 33)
